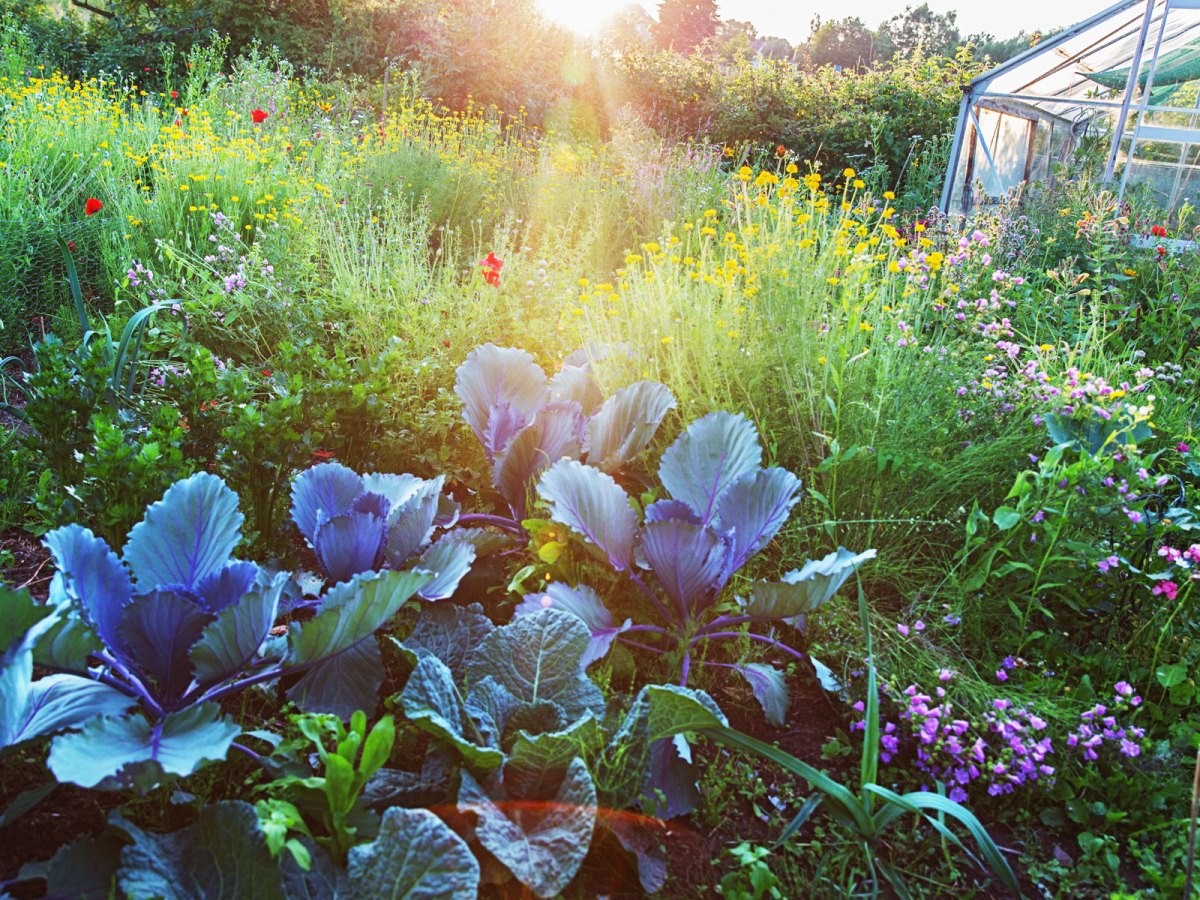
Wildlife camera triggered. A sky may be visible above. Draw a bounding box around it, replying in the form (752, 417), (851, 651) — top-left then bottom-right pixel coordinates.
(536, 0), (1111, 43)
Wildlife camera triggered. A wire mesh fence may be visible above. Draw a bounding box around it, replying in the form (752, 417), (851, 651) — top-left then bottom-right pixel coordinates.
(0, 216), (112, 355)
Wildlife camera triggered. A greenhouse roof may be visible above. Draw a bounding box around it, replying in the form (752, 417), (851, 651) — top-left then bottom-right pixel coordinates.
(968, 0), (1200, 121)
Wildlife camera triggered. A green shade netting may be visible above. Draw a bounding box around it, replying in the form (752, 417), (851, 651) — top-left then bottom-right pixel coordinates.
(1086, 37), (1200, 104)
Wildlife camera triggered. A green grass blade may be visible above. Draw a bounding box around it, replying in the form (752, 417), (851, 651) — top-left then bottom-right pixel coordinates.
(55, 236), (90, 338)
(111, 301), (173, 401)
(858, 578), (880, 799)
(774, 793), (823, 847)
(893, 790), (1022, 896)
(703, 724), (874, 835)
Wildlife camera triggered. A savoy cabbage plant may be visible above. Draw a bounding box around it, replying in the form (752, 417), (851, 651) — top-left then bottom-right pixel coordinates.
(529, 410), (876, 725)
(391, 605), (730, 896)
(2, 472), (438, 790)
(6, 799), (481, 900)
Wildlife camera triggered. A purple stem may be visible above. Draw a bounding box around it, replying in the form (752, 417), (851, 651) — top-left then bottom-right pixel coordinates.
(176, 654), (283, 709)
(699, 614), (757, 633)
(230, 741), (271, 770)
(695, 631), (808, 664)
(681, 652), (691, 687)
(624, 623), (669, 635)
(618, 635), (669, 655)
(628, 570), (679, 627)
(455, 513), (524, 535)
(94, 651), (165, 717)
(196, 664), (290, 706)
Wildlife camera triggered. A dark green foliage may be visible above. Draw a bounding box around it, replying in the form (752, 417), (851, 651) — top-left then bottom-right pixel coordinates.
(653, 0), (718, 53)
(806, 17), (881, 70)
(613, 50), (973, 186)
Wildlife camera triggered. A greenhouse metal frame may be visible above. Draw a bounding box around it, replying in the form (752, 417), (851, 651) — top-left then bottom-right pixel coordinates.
(941, 0), (1200, 214)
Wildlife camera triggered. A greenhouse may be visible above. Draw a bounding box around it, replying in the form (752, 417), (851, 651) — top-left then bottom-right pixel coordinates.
(942, 0), (1200, 213)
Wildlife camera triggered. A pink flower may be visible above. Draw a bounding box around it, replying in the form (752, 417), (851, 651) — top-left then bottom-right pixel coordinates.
(1158, 545), (1183, 564)
(1152, 581), (1179, 601)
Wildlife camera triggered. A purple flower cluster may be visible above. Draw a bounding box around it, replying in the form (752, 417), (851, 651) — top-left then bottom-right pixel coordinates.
(126, 260), (153, 287)
(1066, 683), (1145, 761)
(124, 259), (169, 302)
(852, 678), (1147, 802)
(202, 210), (284, 299)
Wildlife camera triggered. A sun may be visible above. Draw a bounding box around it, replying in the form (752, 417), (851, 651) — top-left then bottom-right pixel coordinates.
(536, 0), (640, 37)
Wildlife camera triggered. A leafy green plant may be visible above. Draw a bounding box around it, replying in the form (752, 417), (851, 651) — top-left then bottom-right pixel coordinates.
(392, 603), (732, 894)
(960, 407), (1195, 663)
(31, 403), (196, 545)
(258, 711), (395, 863)
(57, 236), (182, 410)
(3, 799), (481, 899)
(719, 842), (785, 899)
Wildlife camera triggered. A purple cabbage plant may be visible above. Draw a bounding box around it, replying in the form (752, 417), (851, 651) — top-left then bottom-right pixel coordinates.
(1, 472), (434, 791)
(519, 409), (875, 725)
(289, 461), (477, 600)
(452, 343), (677, 533)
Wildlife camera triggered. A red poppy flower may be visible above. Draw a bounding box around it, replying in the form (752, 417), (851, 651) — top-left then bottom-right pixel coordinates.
(251, 109), (268, 124)
(67, 241), (75, 252)
(261, 369), (272, 377)
(174, 119), (182, 127)
(170, 90), (179, 99)
(442, 339), (451, 348)
(312, 449), (334, 460)
(1151, 224), (1167, 237)
(775, 144), (787, 157)
(84, 197), (103, 216)
(1157, 245), (1167, 257)
(479, 252), (503, 287)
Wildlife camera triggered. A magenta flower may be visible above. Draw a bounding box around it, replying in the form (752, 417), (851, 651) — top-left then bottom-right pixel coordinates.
(1152, 580), (1179, 601)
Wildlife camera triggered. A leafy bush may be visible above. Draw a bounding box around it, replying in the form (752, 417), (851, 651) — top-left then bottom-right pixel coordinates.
(614, 49), (977, 184)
